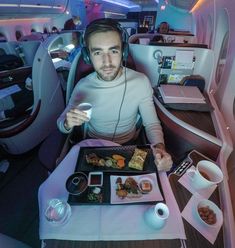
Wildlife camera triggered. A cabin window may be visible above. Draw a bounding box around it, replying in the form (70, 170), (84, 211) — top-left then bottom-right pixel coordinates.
(215, 31), (229, 86)
(15, 30), (23, 41)
(201, 18), (206, 44)
(205, 16), (213, 48)
(0, 32), (7, 42)
(233, 97), (235, 120)
(196, 18), (202, 43)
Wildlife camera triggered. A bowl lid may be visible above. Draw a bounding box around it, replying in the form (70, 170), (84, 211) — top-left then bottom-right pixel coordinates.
(66, 172), (88, 195)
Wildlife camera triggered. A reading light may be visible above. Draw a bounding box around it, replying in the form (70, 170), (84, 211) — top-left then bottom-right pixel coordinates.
(102, 0), (140, 9)
(0, 4), (19, 7)
(190, 0), (204, 12)
(104, 11), (126, 17)
(0, 18), (50, 23)
(20, 4), (52, 8)
(52, 5), (64, 9)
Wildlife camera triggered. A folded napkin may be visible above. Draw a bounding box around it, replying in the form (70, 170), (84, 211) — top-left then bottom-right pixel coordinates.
(181, 193), (223, 244)
(178, 166), (216, 198)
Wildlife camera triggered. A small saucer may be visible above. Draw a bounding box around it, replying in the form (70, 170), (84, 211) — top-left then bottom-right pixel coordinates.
(178, 167), (217, 198)
(138, 177), (153, 194)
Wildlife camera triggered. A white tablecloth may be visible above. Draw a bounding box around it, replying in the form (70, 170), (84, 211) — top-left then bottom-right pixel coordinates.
(38, 139), (186, 241)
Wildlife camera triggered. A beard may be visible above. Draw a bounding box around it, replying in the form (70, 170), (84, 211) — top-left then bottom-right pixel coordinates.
(96, 61), (123, 81)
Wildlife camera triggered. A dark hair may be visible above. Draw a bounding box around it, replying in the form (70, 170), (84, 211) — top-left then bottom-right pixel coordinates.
(81, 18), (129, 64)
(152, 35), (164, 42)
(84, 18), (123, 48)
(64, 18), (76, 30)
(52, 26), (59, 33)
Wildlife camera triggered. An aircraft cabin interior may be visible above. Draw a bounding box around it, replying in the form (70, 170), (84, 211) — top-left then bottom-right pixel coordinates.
(0, 0), (234, 247)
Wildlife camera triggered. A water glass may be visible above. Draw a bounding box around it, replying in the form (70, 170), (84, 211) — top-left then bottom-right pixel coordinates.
(45, 198), (71, 226)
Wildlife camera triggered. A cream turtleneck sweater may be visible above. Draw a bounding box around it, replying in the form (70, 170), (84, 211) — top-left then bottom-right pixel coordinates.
(57, 67), (164, 145)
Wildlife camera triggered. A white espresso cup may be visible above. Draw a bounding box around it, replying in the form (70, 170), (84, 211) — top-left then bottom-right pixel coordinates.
(77, 102), (92, 120)
(144, 203), (169, 229)
(186, 160), (223, 190)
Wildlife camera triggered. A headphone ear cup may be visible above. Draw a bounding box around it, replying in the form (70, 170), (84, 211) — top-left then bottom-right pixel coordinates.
(81, 47), (91, 64)
(122, 42), (129, 61)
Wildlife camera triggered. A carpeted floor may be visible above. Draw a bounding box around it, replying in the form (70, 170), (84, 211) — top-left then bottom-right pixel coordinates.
(0, 146), (48, 248)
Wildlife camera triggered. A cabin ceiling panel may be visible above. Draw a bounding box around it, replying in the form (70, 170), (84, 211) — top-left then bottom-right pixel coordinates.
(0, 0), (68, 19)
(168, 0), (199, 10)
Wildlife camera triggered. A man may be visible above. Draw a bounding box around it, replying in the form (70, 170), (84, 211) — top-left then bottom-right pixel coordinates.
(64, 16), (82, 30)
(53, 31), (81, 64)
(158, 22), (169, 34)
(57, 18), (172, 172)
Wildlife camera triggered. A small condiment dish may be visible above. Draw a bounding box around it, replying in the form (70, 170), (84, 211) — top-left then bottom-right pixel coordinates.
(138, 177), (153, 194)
(88, 172), (103, 187)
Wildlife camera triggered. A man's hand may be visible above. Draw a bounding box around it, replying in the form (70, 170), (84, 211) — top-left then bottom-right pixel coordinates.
(64, 108), (90, 130)
(58, 50), (69, 59)
(152, 143), (173, 172)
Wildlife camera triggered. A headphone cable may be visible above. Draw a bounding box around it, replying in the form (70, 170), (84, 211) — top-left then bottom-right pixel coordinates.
(112, 63), (127, 142)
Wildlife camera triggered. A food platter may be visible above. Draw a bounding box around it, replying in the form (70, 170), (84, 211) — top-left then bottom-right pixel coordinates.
(75, 145), (155, 172)
(67, 145), (165, 205)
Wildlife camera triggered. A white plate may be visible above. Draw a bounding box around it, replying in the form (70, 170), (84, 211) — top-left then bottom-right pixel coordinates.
(110, 173), (163, 204)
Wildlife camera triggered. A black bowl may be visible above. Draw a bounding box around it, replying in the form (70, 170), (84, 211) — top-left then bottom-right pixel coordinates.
(66, 172), (88, 196)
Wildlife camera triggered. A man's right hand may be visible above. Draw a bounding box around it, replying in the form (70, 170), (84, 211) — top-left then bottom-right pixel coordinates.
(64, 108), (90, 130)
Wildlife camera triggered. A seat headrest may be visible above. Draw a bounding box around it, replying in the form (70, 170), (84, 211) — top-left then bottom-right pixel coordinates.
(0, 54), (23, 71)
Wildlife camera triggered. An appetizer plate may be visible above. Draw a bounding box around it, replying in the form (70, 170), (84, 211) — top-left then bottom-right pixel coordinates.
(110, 173), (164, 204)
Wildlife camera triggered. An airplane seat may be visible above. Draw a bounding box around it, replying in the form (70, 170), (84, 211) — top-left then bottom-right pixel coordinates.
(137, 27), (149, 33)
(39, 47), (148, 171)
(0, 54), (24, 71)
(18, 33), (45, 42)
(18, 41), (41, 66)
(0, 233), (31, 248)
(0, 41), (65, 155)
(0, 48), (6, 56)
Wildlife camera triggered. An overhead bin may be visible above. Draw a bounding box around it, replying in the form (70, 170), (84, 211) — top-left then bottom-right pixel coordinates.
(0, 0), (68, 15)
(0, 0), (20, 14)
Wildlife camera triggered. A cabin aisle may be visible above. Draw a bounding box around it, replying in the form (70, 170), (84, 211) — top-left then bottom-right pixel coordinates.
(0, 146), (48, 248)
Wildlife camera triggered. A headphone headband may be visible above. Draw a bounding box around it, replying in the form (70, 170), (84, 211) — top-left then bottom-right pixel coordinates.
(81, 18), (129, 64)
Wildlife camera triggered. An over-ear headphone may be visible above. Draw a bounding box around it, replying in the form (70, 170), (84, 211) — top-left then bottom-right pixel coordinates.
(81, 18), (129, 64)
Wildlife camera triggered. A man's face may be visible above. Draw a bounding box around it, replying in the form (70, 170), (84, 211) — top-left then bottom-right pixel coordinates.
(73, 16), (81, 26)
(88, 31), (123, 81)
(159, 23), (168, 33)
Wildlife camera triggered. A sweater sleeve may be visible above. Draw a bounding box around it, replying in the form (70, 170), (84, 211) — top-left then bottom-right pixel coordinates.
(138, 76), (164, 145)
(57, 84), (81, 134)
